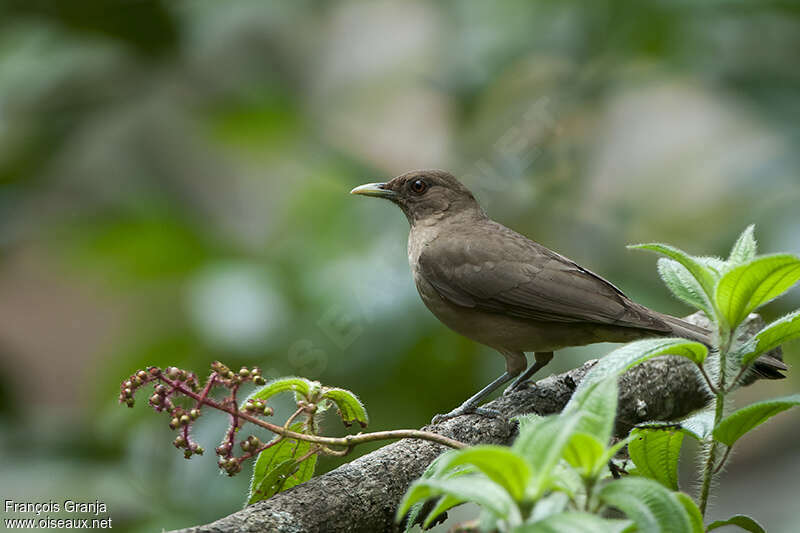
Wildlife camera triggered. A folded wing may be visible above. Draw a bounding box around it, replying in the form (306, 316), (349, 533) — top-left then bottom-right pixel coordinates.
(418, 221), (671, 333)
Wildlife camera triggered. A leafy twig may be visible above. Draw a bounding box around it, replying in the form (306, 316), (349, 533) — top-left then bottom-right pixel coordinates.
(120, 363), (466, 481)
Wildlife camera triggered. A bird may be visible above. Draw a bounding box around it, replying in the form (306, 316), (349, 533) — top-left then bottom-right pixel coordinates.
(350, 169), (786, 421)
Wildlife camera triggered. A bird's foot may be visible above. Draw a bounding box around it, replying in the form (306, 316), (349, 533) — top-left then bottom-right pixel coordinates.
(431, 405), (503, 424)
(503, 355), (551, 395)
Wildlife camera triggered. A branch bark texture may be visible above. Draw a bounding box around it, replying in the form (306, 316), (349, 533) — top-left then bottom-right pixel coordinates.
(172, 314), (779, 533)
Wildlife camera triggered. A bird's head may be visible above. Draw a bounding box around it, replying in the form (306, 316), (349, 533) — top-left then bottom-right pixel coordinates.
(350, 170), (483, 225)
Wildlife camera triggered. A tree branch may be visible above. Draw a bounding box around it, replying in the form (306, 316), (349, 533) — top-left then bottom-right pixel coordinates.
(170, 313), (781, 533)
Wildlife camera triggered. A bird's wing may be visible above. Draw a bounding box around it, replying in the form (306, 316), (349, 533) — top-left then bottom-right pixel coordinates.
(418, 222), (671, 332)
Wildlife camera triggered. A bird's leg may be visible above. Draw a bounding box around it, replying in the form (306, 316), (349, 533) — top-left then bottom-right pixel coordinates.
(504, 351), (554, 394)
(431, 371), (515, 423)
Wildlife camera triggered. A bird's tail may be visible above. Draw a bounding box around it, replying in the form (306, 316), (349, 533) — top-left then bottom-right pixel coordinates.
(657, 313), (787, 380)
(658, 313), (712, 345)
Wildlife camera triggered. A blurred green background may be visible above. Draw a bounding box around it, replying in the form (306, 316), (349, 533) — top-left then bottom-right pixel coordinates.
(0, 1), (799, 531)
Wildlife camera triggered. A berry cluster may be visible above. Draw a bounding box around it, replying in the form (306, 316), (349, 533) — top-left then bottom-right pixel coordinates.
(120, 362), (274, 473)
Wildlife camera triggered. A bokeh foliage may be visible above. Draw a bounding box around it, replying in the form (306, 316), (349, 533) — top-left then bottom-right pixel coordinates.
(0, 1), (798, 531)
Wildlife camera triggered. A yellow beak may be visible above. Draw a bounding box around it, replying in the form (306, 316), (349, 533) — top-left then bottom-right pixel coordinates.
(350, 182), (396, 199)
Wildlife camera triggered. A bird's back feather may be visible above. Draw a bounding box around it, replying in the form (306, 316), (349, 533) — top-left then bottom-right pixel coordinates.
(418, 220), (673, 334)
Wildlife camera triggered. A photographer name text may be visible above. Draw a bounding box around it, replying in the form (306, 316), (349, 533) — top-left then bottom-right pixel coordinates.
(4, 499), (112, 529)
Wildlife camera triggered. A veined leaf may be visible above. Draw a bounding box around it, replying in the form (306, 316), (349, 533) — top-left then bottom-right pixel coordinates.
(678, 409), (715, 441)
(514, 512), (632, 533)
(707, 515), (766, 533)
(562, 432), (606, 478)
(563, 378), (618, 444)
(513, 415), (580, 499)
(741, 310), (800, 367)
(570, 339), (709, 401)
(321, 387), (369, 427)
(419, 449), (476, 482)
(715, 254), (800, 328)
(401, 503), (424, 533)
(629, 243), (717, 299)
(397, 477), (522, 526)
(657, 258), (713, 315)
(728, 225), (757, 265)
(675, 492), (704, 533)
(628, 428), (683, 490)
(636, 409), (715, 442)
(403, 457), (472, 532)
(598, 477), (694, 533)
(248, 422), (317, 504)
(713, 395), (800, 446)
(695, 256), (729, 281)
(422, 494), (464, 529)
(562, 434), (630, 482)
(429, 445), (531, 501)
(549, 460), (584, 498)
(248, 459), (297, 505)
(601, 437), (633, 467)
(664, 341), (708, 365)
(527, 492), (569, 523)
(249, 377), (314, 403)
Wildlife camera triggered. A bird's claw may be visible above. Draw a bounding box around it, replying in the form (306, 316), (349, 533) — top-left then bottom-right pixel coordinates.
(503, 380), (531, 395)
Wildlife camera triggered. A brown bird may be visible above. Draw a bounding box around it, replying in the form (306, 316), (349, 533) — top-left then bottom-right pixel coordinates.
(351, 170), (785, 420)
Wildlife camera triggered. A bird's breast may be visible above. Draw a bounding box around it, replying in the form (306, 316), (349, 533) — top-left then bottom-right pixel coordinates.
(407, 224), (439, 268)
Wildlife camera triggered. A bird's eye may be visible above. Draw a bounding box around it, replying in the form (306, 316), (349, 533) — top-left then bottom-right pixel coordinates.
(410, 179), (428, 194)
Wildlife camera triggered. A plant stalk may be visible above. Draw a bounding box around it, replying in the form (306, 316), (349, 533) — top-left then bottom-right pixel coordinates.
(698, 394), (725, 516)
(698, 330), (731, 516)
(159, 374), (468, 451)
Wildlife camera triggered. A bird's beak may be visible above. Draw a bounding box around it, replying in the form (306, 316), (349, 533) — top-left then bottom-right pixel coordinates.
(350, 182), (397, 199)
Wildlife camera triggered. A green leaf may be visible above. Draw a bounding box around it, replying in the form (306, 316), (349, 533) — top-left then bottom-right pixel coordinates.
(513, 415), (581, 498)
(563, 378), (618, 444)
(570, 339), (709, 400)
(397, 477), (521, 526)
(601, 437), (633, 467)
(422, 494), (464, 529)
(728, 225), (757, 265)
(628, 428), (683, 490)
(715, 254), (800, 328)
(401, 502), (424, 533)
(249, 377), (314, 403)
(514, 512), (632, 533)
(416, 449), (477, 483)
(636, 409), (715, 442)
(248, 422), (317, 504)
(321, 387), (369, 428)
(707, 515), (766, 533)
(695, 256), (729, 280)
(664, 341), (708, 365)
(598, 477), (694, 533)
(657, 258), (713, 315)
(562, 433), (606, 478)
(403, 454), (472, 532)
(248, 459), (297, 504)
(430, 445), (532, 501)
(741, 310), (800, 367)
(527, 492), (569, 523)
(674, 492), (704, 533)
(629, 243), (717, 299)
(713, 394), (800, 446)
(677, 409), (716, 440)
(549, 461), (585, 498)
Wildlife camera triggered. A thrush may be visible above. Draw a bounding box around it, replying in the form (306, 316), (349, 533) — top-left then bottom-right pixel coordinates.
(351, 170), (786, 420)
